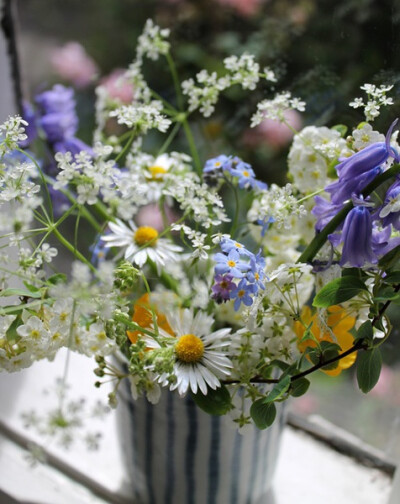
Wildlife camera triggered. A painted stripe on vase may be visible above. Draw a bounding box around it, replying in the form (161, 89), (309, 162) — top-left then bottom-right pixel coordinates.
(185, 397), (198, 504)
(145, 398), (156, 504)
(230, 428), (243, 504)
(207, 415), (221, 504)
(165, 390), (175, 504)
(247, 426), (261, 504)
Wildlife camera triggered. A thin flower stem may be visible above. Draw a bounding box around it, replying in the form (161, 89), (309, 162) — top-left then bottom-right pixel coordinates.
(51, 227), (96, 273)
(157, 121), (181, 156)
(165, 52), (184, 111)
(115, 129), (136, 163)
(182, 118), (202, 175)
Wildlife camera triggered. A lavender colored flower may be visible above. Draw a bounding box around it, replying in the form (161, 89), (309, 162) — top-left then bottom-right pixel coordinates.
(53, 137), (94, 157)
(40, 112), (78, 143)
(379, 178), (400, 230)
(326, 165), (382, 205)
(214, 249), (251, 278)
(336, 119), (399, 180)
(312, 196), (344, 232)
(35, 85), (76, 115)
(230, 279), (257, 311)
(340, 205), (377, 267)
(211, 274), (236, 304)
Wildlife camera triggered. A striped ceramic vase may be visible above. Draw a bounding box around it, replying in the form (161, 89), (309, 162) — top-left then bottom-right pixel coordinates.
(117, 382), (285, 504)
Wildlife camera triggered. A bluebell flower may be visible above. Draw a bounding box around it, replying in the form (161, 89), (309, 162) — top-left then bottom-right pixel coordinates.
(336, 119), (399, 180)
(326, 165), (382, 205)
(379, 178), (400, 230)
(371, 224), (400, 257)
(35, 85), (76, 115)
(340, 205), (377, 267)
(230, 279), (258, 311)
(214, 249), (251, 278)
(312, 196), (344, 232)
(40, 112), (78, 143)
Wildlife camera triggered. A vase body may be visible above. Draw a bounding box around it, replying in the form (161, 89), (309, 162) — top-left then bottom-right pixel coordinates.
(117, 381), (285, 504)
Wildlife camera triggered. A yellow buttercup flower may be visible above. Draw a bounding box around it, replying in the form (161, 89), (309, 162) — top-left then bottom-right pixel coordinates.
(294, 305), (357, 376)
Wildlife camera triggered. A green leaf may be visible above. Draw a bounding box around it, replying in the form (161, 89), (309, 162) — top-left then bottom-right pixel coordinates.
(6, 315), (23, 342)
(382, 272), (400, 284)
(373, 287), (400, 304)
(356, 348), (382, 393)
(250, 400), (277, 430)
(313, 277), (367, 308)
(378, 246), (400, 269)
(356, 320), (373, 343)
(0, 288), (42, 299)
(47, 273), (67, 285)
(264, 375), (291, 403)
(331, 124), (348, 137)
(290, 378), (310, 397)
(319, 341), (341, 370)
(192, 385), (231, 416)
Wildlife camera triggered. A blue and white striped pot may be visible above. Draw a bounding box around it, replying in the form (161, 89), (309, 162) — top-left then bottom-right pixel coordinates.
(117, 382), (285, 504)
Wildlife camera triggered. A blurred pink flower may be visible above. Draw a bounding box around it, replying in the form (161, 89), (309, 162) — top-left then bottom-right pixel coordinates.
(100, 69), (135, 104)
(136, 204), (177, 232)
(216, 0), (263, 16)
(243, 109), (302, 149)
(50, 42), (98, 88)
(370, 365), (395, 399)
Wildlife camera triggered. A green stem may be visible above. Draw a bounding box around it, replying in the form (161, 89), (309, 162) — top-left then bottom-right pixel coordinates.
(157, 121), (181, 156)
(182, 119), (202, 175)
(51, 227), (96, 273)
(165, 52), (184, 111)
(298, 163), (400, 264)
(115, 129), (136, 163)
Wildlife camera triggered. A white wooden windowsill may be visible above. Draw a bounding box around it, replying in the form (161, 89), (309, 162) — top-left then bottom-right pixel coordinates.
(0, 350), (395, 503)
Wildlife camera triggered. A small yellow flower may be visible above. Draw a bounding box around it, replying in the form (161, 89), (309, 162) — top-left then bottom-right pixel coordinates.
(294, 305), (357, 376)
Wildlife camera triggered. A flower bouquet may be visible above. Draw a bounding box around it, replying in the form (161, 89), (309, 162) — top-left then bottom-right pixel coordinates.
(1, 18), (400, 502)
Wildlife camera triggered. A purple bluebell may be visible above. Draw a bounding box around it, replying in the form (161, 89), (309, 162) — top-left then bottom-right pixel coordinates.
(230, 279), (258, 310)
(40, 112), (78, 143)
(35, 85), (76, 115)
(340, 205), (377, 267)
(326, 165), (382, 205)
(312, 196), (344, 232)
(214, 249), (251, 278)
(336, 119), (399, 180)
(211, 274), (236, 304)
(371, 224), (400, 257)
(379, 178), (400, 231)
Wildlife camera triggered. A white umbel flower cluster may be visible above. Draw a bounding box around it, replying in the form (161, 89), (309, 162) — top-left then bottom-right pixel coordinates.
(0, 115), (28, 155)
(251, 92), (306, 127)
(109, 101), (171, 134)
(136, 19), (170, 62)
(349, 83), (394, 122)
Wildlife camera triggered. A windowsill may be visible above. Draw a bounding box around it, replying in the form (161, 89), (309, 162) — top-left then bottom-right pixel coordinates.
(0, 350), (395, 503)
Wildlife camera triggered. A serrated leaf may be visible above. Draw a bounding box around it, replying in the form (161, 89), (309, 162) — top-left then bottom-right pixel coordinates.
(356, 348), (382, 393)
(264, 375), (291, 403)
(192, 385), (231, 416)
(250, 400), (276, 430)
(290, 378), (310, 397)
(313, 277), (367, 308)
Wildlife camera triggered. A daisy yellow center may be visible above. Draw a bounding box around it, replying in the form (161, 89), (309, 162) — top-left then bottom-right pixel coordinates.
(147, 165), (167, 181)
(134, 226), (159, 246)
(175, 334), (204, 363)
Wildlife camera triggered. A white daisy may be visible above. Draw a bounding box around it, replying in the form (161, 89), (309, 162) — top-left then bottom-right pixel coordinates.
(100, 218), (182, 273)
(143, 154), (175, 201)
(149, 309), (233, 396)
